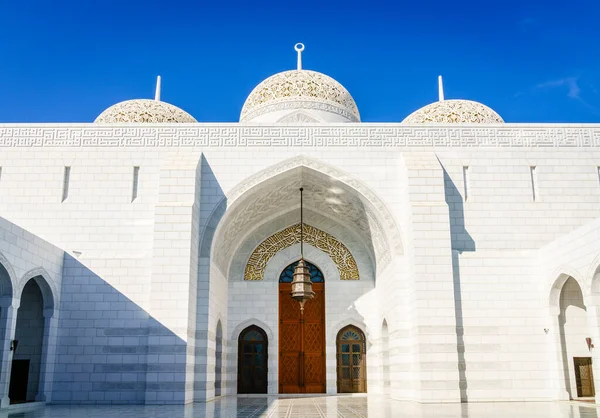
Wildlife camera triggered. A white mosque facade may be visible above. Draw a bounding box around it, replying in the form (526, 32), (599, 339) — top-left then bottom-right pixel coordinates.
(1, 44), (600, 407)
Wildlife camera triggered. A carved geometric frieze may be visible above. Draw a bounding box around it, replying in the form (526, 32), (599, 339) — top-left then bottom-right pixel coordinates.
(1, 126), (599, 148)
(244, 223), (359, 281)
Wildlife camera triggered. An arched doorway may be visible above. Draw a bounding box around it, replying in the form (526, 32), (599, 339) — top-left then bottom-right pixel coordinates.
(10, 279), (46, 403)
(237, 325), (268, 394)
(336, 325), (367, 393)
(215, 321), (223, 396)
(558, 277), (595, 398)
(279, 260), (325, 393)
(0, 261), (14, 406)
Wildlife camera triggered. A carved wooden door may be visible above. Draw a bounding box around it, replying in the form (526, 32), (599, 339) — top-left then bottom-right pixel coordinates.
(574, 357), (595, 397)
(337, 325), (367, 393)
(279, 261), (326, 393)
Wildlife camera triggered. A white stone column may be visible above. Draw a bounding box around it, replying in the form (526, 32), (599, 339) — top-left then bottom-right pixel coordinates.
(399, 153), (460, 403)
(549, 306), (570, 401)
(145, 153), (202, 405)
(35, 308), (57, 402)
(0, 298), (19, 408)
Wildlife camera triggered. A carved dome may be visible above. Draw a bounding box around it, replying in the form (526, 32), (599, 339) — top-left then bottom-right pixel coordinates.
(240, 69), (360, 123)
(95, 99), (196, 123)
(402, 99), (504, 124)
(240, 44), (360, 123)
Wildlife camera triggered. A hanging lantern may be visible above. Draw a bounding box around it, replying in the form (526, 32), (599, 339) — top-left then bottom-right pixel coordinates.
(290, 187), (314, 312)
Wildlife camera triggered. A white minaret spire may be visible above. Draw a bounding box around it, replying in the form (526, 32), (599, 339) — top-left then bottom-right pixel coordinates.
(295, 43), (305, 70)
(438, 75), (445, 101)
(155, 75), (161, 101)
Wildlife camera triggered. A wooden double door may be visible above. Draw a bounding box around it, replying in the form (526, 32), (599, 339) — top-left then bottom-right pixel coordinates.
(279, 282), (326, 393)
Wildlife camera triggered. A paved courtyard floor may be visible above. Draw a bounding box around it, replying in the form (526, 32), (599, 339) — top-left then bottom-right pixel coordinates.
(1, 396), (599, 418)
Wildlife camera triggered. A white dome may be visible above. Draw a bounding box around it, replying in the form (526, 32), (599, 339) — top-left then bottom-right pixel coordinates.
(403, 76), (504, 124)
(95, 99), (196, 123)
(402, 100), (504, 124)
(240, 69), (360, 123)
(403, 99), (503, 124)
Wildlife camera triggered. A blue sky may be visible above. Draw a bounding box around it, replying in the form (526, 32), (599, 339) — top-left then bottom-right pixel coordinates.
(0, 0), (598, 123)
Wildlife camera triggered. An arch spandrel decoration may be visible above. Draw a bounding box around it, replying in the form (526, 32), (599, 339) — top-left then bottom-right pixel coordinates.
(244, 223), (359, 281)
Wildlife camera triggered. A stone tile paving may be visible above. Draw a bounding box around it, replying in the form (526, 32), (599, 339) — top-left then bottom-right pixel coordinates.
(1, 396), (599, 418)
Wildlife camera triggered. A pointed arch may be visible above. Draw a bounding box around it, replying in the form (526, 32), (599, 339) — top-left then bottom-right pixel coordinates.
(16, 268), (57, 310)
(329, 318), (368, 345)
(549, 267), (586, 311)
(205, 156), (403, 278)
(586, 253), (600, 304)
(231, 318), (274, 342)
(0, 251), (16, 298)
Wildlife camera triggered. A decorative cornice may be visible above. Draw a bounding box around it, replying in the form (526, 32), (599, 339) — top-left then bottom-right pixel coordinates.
(0, 125), (599, 147)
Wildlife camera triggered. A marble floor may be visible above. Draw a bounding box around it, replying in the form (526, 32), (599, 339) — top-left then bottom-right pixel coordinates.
(1, 396), (599, 418)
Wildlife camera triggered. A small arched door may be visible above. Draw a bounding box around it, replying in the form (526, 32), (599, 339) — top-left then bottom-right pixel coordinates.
(237, 325), (268, 394)
(336, 325), (367, 393)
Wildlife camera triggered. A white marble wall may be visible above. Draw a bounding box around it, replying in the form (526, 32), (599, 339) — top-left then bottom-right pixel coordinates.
(0, 125), (599, 405)
(0, 216), (63, 407)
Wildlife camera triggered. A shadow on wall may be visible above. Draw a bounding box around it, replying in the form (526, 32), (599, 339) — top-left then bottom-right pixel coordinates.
(12, 280), (45, 403)
(53, 253), (187, 405)
(443, 168), (475, 403)
(0, 262), (13, 370)
(558, 277), (587, 399)
(195, 154), (226, 400)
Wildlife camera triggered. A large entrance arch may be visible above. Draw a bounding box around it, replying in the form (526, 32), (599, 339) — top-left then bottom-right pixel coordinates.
(203, 157), (403, 280)
(206, 157), (388, 396)
(278, 260), (326, 393)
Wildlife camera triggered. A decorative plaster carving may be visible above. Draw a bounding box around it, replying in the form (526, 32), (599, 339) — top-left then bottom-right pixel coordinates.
(240, 70), (360, 122)
(244, 224), (359, 281)
(403, 100), (504, 124)
(277, 111), (322, 124)
(95, 99), (197, 123)
(1, 126), (598, 148)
